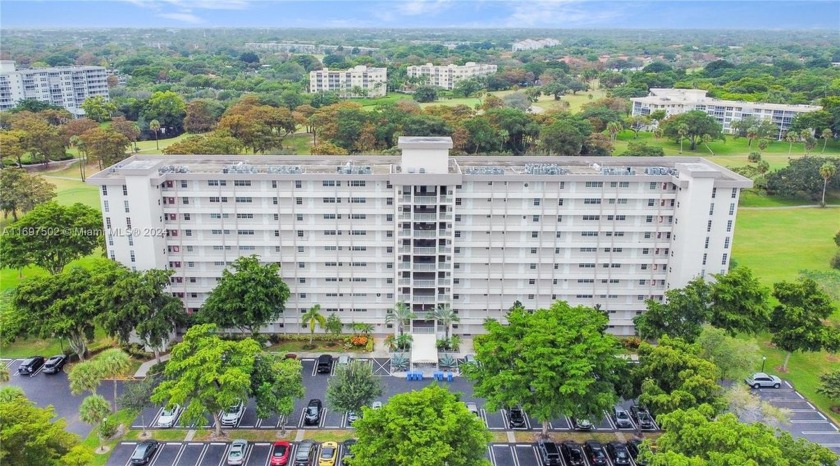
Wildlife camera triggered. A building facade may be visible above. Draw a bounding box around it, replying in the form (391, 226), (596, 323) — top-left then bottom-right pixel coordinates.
(308, 65), (387, 98)
(87, 137), (751, 337)
(512, 38), (560, 52)
(631, 88), (821, 140)
(406, 62), (498, 90)
(0, 60), (109, 115)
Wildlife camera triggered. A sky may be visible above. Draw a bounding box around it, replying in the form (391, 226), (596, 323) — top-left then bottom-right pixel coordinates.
(0, 0), (838, 29)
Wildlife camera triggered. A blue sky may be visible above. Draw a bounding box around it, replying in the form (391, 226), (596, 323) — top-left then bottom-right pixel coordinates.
(1, 0), (838, 29)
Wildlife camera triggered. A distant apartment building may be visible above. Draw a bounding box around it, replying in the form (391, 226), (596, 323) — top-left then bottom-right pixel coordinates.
(0, 60), (109, 115)
(512, 38), (560, 52)
(87, 137), (751, 337)
(308, 65), (387, 98)
(631, 88), (821, 140)
(406, 62), (498, 90)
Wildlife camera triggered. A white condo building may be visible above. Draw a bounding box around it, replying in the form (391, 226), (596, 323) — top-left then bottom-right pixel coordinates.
(406, 62), (498, 90)
(0, 60), (109, 115)
(308, 65), (387, 98)
(512, 38), (561, 52)
(631, 88), (821, 140)
(88, 137), (751, 337)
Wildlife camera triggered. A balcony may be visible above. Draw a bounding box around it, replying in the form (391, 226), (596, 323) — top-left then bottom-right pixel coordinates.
(438, 246), (450, 253)
(413, 296), (436, 304)
(398, 279), (412, 286)
(413, 213), (437, 221)
(437, 279), (450, 286)
(414, 196), (437, 204)
(399, 262), (411, 270)
(437, 294), (450, 302)
(413, 279), (436, 287)
(413, 247), (436, 255)
(413, 263), (437, 271)
(414, 230), (437, 238)
(438, 262), (452, 270)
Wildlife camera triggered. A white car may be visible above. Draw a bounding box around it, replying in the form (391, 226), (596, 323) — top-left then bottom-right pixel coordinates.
(221, 401), (245, 426)
(746, 372), (782, 389)
(465, 402), (479, 416)
(156, 404), (181, 428)
(371, 401), (383, 410)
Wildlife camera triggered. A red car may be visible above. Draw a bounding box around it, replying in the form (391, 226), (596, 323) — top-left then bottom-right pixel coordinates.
(270, 441), (291, 466)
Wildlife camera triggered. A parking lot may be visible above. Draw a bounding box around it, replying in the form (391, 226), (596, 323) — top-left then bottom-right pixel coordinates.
(106, 441), (351, 466)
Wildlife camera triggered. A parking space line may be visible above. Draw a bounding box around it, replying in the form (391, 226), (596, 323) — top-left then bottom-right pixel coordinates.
(319, 408), (328, 428)
(311, 363), (318, 377)
(604, 410), (617, 430)
(488, 446), (497, 466)
(795, 391), (804, 400)
(297, 409), (306, 428)
(192, 443), (209, 466)
(801, 431), (840, 435)
(241, 443), (253, 465)
(479, 408), (488, 429)
(510, 445), (520, 466)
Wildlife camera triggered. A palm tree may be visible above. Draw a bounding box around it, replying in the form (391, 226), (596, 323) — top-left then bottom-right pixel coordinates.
(606, 121), (622, 142)
(149, 119), (161, 150)
(822, 128), (833, 153)
(677, 123), (688, 154)
(746, 126), (758, 147)
(97, 349), (131, 412)
(385, 301), (415, 336)
(701, 134), (715, 155)
(819, 162), (837, 208)
(785, 132), (797, 155)
(301, 304), (326, 346)
(433, 304), (460, 341)
(70, 135), (87, 181)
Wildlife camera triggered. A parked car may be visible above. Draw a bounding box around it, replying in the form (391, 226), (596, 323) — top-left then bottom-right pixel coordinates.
(508, 407), (526, 428)
(17, 356), (45, 375)
(560, 441), (586, 466)
(626, 439), (649, 466)
(371, 401), (383, 410)
(347, 411), (359, 426)
(293, 440), (317, 466)
(631, 405), (655, 430)
(613, 406), (634, 429)
(304, 399), (323, 425)
(337, 355), (350, 367)
(536, 439), (562, 466)
(319, 441), (338, 466)
(745, 372), (782, 389)
(342, 439), (357, 460)
(270, 440), (291, 466)
(227, 439), (248, 466)
(465, 402), (480, 416)
(156, 404), (181, 428)
(317, 354), (333, 374)
(220, 401), (245, 427)
(571, 417), (594, 431)
(584, 440), (609, 466)
(42, 355), (67, 374)
(130, 440), (159, 465)
(606, 441), (633, 466)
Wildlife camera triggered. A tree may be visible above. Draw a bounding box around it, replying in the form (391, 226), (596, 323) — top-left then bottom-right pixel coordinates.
(0, 365), (8, 383)
(661, 110), (723, 151)
(163, 132), (243, 155)
(606, 121), (623, 142)
(78, 127), (130, 169)
(7, 111), (66, 166)
(0, 129), (26, 167)
(97, 349), (131, 412)
(465, 302), (624, 437)
(818, 370), (840, 409)
(110, 117), (141, 152)
(68, 360), (103, 396)
(78, 395), (112, 452)
(80, 95), (116, 122)
(413, 86), (438, 103)
(199, 256), (290, 335)
(620, 140), (665, 157)
(119, 375), (160, 436)
(822, 128), (833, 153)
(326, 360), (383, 415)
(452, 78), (483, 98)
(149, 119), (161, 150)
(0, 202), (102, 274)
(151, 324), (260, 437)
(633, 277), (711, 342)
(325, 313), (343, 338)
(540, 120), (584, 155)
(59, 445), (94, 466)
(184, 99), (218, 133)
(582, 132), (614, 156)
(634, 336), (725, 416)
(0, 168), (56, 221)
(250, 354), (304, 434)
(217, 95), (297, 153)
(725, 384), (789, 427)
(0, 386), (81, 465)
(701, 133), (715, 155)
(786, 131), (798, 155)
(433, 304), (460, 340)
(351, 384), (491, 466)
(98, 268), (187, 362)
(502, 92), (531, 112)
(819, 162), (837, 207)
(708, 267), (771, 335)
(143, 90), (186, 134)
(765, 156), (840, 201)
(385, 301), (415, 336)
(60, 117), (99, 145)
(696, 325), (760, 381)
(301, 304), (326, 346)
(770, 278), (839, 371)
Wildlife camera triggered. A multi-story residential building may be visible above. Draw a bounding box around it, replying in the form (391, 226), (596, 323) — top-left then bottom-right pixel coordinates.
(512, 38), (560, 51)
(88, 137), (751, 337)
(406, 62), (498, 90)
(0, 60), (109, 115)
(308, 65), (387, 98)
(631, 88), (821, 140)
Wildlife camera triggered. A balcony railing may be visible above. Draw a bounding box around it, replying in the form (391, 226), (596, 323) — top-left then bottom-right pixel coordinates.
(414, 196), (437, 204)
(399, 262), (411, 270)
(414, 230), (437, 238)
(413, 296), (436, 304)
(413, 279), (436, 287)
(413, 213), (437, 221)
(437, 279), (450, 286)
(413, 247), (436, 255)
(413, 263), (437, 271)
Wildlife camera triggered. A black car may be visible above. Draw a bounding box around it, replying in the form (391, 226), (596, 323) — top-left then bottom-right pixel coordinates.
(606, 441), (633, 466)
(304, 399), (323, 425)
(560, 441), (585, 466)
(631, 405), (655, 430)
(508, 407), (526, 428)
(584, 441), (608, 466)
(626, 439), (649, 466)
(42, 355), (67, 374)
(536, 439), (562, 466)
(130, 440), (159, 465)
(343, 438), (357, 460)
(317, 354), (333, 374)
(18, 356), (45, 375)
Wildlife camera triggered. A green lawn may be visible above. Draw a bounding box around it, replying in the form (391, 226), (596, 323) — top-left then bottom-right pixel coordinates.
(81, 408), (140, 466)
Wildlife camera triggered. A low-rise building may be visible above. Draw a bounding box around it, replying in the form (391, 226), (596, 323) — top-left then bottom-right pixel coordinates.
(406, 62), (498, 90)
(309, 65), (387, 98)
(512, 38), (560, 52)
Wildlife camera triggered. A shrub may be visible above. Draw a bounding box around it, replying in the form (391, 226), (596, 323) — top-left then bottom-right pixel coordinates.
(98, 417), (118, 439)
(622, 336), (642, 350)
(831, 251), (840, 270)
(365, 336), (375, 352)
(450, 336), (461, 352)
(268, 334), (283, 345)
(120, 343), (151, 360)
(436, 338), (450, 350)
(439, 354), (457, 368)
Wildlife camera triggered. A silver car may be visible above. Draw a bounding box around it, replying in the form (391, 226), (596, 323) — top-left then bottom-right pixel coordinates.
(745, 372), (782, 389)
(613, 407), (633, 429)
(465, 402), (480, 416)
(156, 404), (181, 428)
(226, 439), (247, 465)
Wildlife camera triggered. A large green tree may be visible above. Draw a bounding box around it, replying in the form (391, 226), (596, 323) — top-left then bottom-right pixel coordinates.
(660, 110), (723, 151)
(765, 156), (840, 201)
(80, 95), (117, 122)
(78, 127), (130, 169)
(97, 349), (131, 412)
(326, 360), (383, 416)
(199, 255), (290, 335)
(695, 325), (760, 381)
(351, 384), (491, 466)
(817, 370), (840, 409)
(151, 324), (261, 437)
(0, 168), (56, 221)
(0, 386), (81, 465)
(0, 202), (102, 274)
(540, 120), (584, 155)
(249, 354), (304, 434)
(142, 90), (186, 134)
(770, 278), (839, 371)
(708, 267), (771, 335)
(633, 277), (710, 343)
(465, 301), (624, 437)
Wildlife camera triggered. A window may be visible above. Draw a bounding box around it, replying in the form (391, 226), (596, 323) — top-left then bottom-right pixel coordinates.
(126, 217), (132, 229)
(712, 187), (717, 198)
(731, 188), (737, 199)
(237, 213), (254, 219)
(238, 230), (254, 235)
(724, 237), (730, 249)
(532, 215), (539, 222)
(182, 197), (189, 205)
(705, 237), (710, 249)
(649, 182), (657, 190)
(350, 180), (366, 187)
(531, 231), (538, 238)
(350, 230), (366, 236)
(295, 180), (302, 188)
(646, 215), (653, 223)
(181, 181), (187, 188)
(323, 197), (338, 203)
(703, 253), (708, 265)
(722, 253), (728, 265)
(184, 213), (190, 220)
(583, 198), (601, 204)
(350, 197), (366, 203)
(583, 215), (600, 221)
(322, 180), (337, 187)
(533, 198), (541, 206)
(234, 180), (251, 187)
(579, 263), (595, 268)
(351, 213), (367, 219)
(529, 264), (536, 270)
(122, 185), (128, 195)
(558, 199), (564, 206)
(101, 186), (108, 195)
(581, 232), (599, 237)
(709, 203), (715, 215)
(707, 220), (713, 232)
(296, 197), (302, 205)
(585, 181), (603, 188)
(729, 203), (735, 215)
(130, 250), (136, 262)
(235, 197), (252, 203)
(530, 248), (537, 254)
(103, 200), (109, 212)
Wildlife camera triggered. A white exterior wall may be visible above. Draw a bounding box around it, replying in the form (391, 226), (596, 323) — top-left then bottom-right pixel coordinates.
(308, 66), (387, 97)
(88, 139), (751, 336)
(0, 62), (109, 114)
(406, 62), (498, 90)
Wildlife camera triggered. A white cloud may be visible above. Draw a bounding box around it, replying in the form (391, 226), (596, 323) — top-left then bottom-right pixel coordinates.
(161, 0), (251, 10)
(156, 11), (205, 23)
(503, 0), (624, 27)
(373, 0), (453, 22)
